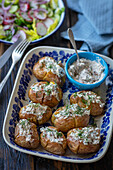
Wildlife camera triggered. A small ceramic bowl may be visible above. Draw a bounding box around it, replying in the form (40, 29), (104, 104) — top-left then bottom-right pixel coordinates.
(65, 52), (108, 90)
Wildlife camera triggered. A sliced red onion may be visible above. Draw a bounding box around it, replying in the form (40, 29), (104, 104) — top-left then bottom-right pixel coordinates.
(3, 10), (7, 19)
(19, 0), (27, 3)
(11, 26), (15, 35)
(11, 34), (20, 42)
(3, 18), (15, 25)
(34, 10), (47, 20)
(23, 26), (28, 30)
(36, 8), (48, 13)
(3, 25), (11, 30)
(36, 22), (47, 36)
(0, 8), (3, 15)
(2, 0), (11, 11)
(11, 30), (26, 42)
(37, 0), (48, 5)
(20, 3), (30, 12)
(17, 26), (28, 30)
(4, 11), (16, 20)
(7, 13), (16, 17)
(43, 18), (54, 28)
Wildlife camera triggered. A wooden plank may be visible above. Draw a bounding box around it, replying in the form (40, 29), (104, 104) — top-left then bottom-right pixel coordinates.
(0, 43), (4, 81)
(0, 43), (4, 56)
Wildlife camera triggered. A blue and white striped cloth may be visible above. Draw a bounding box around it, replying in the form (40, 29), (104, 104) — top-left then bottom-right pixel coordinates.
(61, 0), (113, 56)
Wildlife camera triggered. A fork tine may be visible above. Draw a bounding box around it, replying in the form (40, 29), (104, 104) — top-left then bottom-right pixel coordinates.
(18, 40), (30, 53)
(15, 39), (26, 52)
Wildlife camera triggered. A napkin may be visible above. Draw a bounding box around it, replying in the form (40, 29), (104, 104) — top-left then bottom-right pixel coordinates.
(61, 0), (113, 56)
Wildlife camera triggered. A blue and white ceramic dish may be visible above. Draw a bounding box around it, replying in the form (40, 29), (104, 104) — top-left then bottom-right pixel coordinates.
(0, 0), (65, 45)
(65, 52), (108, 90)
(2, 47), (113, 163)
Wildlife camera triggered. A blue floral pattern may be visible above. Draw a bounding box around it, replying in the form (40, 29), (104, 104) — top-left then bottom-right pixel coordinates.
(8, 50), (113, 161)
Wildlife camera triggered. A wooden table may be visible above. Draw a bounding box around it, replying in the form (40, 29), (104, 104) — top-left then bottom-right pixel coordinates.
(0, 1), (113, 169)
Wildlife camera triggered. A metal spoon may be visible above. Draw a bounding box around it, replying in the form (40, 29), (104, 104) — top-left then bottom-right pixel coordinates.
(67, 28), (80, 63)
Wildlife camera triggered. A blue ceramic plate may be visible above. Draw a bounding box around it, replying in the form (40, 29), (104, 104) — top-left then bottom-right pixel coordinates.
(2, 47), (113, 163)
(0, 0), (65, 45)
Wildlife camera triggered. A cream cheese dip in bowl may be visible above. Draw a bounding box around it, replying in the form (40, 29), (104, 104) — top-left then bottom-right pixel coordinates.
(65, 52), (108, 90)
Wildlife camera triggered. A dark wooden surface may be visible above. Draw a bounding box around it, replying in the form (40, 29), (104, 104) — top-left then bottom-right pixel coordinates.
(0, 1), (113, 169)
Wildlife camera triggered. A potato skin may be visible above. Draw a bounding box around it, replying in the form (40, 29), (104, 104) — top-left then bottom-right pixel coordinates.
(40, 126), (67, 155)
(67, 127), (100, 154)
(19, 103), (52, 125)
(33, 57), (66, 87)
(15, 119), (39, 149)
(70, 91), (104, 116)
(51, 105), (90, 132)
(28, 81), (63, 108)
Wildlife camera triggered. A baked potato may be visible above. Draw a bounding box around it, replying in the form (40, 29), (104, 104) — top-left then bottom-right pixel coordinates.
(28, 81), (63, 108)
(70, 91), (105, 116)
(67, 127), (100, 154)
(51, 104), (90, 132)
(15, 119), (39, 149)
(40, 126), (67, 155)
(33, 56), (66, 87)
(19, 102), (52, 125)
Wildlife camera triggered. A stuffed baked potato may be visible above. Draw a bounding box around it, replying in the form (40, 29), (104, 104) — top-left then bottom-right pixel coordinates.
(70, 91), (105, 116)
(33, 57), (66, 87)
(40, 126), (67, 155)
(15, 119), (39, 149)
(67, 127), (100, 154)
(28, 81), (63, 107)
(19, 102), (52, 125)
(51, 104), (90, 132)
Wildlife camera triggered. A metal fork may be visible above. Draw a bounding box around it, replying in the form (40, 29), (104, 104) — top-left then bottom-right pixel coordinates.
(0, 39), (30, 93)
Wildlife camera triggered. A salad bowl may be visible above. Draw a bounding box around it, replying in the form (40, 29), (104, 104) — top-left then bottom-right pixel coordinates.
(0, 0), (65, 44)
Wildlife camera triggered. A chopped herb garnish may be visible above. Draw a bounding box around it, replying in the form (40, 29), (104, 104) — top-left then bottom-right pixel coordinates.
(46, 89), (51, 95)
(47, 128), (52, 132)
(77, 105), (82, 112)
(36, 92), (39, 98)
(39, 65), (44, 68)
(74, 92), (77, 98)
(45, 82), (49, 86)
(78, 132), (82, 137)
(88, 96), (92, 100)
(81, 98), (87, 104)
(27, 118), (31, 121)
(74, 106), (84, 115)
(65, 105), (69, 111)
(65, 112), (69, 115)
(33, 103), (40, 107)
(20, 120), (30, 129)
(48, 65), (53, 69)
(20, 120), (26, 126)
(56, 131), (62, 137)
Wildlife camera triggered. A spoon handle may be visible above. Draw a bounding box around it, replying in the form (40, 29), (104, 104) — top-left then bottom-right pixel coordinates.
(68, 28), (79, 62)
